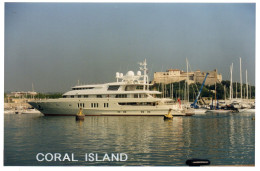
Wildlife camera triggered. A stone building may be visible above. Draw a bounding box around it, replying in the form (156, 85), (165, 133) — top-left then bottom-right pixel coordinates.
(152, 69), (222, 85)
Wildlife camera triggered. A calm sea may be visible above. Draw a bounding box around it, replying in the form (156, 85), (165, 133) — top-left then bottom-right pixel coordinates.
(4, 112), (255, 166)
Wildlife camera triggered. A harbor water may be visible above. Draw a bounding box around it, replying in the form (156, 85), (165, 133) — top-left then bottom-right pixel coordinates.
(4, 112), (255, 166)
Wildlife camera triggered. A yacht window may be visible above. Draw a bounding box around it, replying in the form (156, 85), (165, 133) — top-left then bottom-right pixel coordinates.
(115, 94), (127, 98)
(84, 95), (88, 98)
(78, 103), (85, 108)
(91, 103), (98, 108)
(78, 95), (81, 98)
(97, 95), (102, 98)
(136, 86), (143, 90)
(134, 94), (138, 98)
(104, 103), (109, 108)
(71, 95), (74, 98)
(62, 96), (66, 98)
(108, 85), (120, 91)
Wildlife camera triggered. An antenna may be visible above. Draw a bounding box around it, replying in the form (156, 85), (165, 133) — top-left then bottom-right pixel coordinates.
(32, 83), (35, 92)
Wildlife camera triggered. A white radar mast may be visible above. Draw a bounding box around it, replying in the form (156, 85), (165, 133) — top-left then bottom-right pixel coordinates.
(139, 59), (149, 90)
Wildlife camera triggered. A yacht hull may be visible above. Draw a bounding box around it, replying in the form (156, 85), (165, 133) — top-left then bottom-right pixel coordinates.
(29, 100), (191, 116)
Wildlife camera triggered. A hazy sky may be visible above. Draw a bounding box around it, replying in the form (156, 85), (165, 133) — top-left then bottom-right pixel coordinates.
(4, 3), (255, 92)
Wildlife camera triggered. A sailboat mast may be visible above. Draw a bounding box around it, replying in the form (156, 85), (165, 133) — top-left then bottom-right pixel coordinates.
(236, 82), (237, 99)
(230, 63), (233, 100)
(186, 58), (189, 103)
(240, 57), (242, 99)
(249, 83), (251, 99)
(215, 82), (217, 110)
(224, 85), (226, 102)
(179, 76), (180, 99)
(32, 83), (34, 92)
(246, 69), (248, 99)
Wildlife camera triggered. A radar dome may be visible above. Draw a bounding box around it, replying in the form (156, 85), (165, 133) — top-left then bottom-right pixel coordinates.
(137, 71), (141, 76)
(120, 73), (123, 77)
(126, 71), (135, 77)
(116, 72), (119, 77)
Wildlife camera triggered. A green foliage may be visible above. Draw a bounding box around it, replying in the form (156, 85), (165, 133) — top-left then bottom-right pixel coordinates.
(34, 93), (63, 99)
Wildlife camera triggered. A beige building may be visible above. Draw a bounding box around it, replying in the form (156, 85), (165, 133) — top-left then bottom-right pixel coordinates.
(9, 91), (37, 98)
(152, 69), (222, 85)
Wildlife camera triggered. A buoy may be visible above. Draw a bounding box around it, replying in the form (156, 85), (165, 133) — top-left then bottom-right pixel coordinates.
(76, 108), (85, 121)
(164, 109), (173, 120)
(186, 159), (211, 166)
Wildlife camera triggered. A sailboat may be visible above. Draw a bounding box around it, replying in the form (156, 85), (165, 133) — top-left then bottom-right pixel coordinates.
(230, 58), (255, 113)
(207, 83), (231, 113)
(183, 58), (195, 115)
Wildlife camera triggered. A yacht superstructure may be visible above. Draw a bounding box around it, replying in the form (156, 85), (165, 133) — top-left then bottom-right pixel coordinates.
(29, 60), (192, 116)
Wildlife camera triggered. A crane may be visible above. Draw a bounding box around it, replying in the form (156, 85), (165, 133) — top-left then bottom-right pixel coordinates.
(190, 73), (209, 109)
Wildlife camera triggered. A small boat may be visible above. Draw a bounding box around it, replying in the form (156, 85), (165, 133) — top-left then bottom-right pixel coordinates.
(206, 109), (231, 113)
(4, 110), (15, 114)
(194, 108), (207, 114)
(239, 108), (255, 113)
(22, 108), (41, 114)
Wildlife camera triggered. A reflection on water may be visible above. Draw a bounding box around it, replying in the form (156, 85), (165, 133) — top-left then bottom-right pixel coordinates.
(4, 112), (255, 166)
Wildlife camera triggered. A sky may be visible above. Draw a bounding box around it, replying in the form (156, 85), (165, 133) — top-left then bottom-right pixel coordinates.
(4, 3), (255, 93)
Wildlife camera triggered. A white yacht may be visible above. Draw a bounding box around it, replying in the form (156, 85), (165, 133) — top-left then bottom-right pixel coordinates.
(29, 60), (193, 116)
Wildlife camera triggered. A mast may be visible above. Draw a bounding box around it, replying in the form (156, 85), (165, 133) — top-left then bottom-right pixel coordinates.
(186, 58), (189, 103)
(184, 81), (186, 101)
(224, 85), (226, 102)
(215, 82), (217, 110)
(240, 57), (242, 99)
(32, 83), (35, 92)
(32, 83), (35, 99)
(139, 59), (148, 91)
(179, 76), (180, 99)
(249, 83), (251, 99)
(230, 63), (233, 100)
(143, 59), (147, 90)
(236, 82), (237, 99)
(246, 69), (248, 99)
(165, 82), (167, 98)
(172, 83), (174, 99)
(162, 83), (164, 98)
